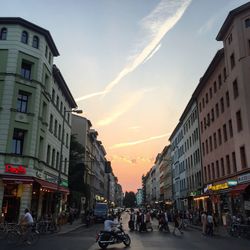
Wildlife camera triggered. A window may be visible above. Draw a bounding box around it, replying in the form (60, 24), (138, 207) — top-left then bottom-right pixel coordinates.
(209, 136), (213, 152)
(56, 152), (59, 170)
(202, 142), (205, 156)
(66, 133), (69, 147)
(54, 120), (58, 137)
(215, 103), (219, 117)
(218, 74), (222, 88)
(230, 53), (235, 69)
(220, 97), (224, 113)
(229, 119), (233, 138)
(58, 124), (61, 140)
(45, 45), (48, 58)
(0, 27), (7, 40)
(240, 146), (247, 169)
(49, 52), (51, 64)
(200, 121), (203, 134)
(223, 67), (227, 81)
(232, 152), (237, 173)
(12, 129), (25, 155)
(202, 98), (205, 108)
(56, 95), (59, 108)
(64, 157), (68, 173)
(42, 102), (47, 122)
(208, 165), (211, 180)
(17, 91), (29, 113)
(245, 18), (250, 28)
(211, 108), (214, 121)
(49, 114), (53, 132)
(52, 149), (55, 168)
(218, 128), (222, 145)
(21, 31), (28, 44)
(21, 61), (32, 79)
(204, 166), (207, 182)
(206, 93), (208, 103)
(32, 36), (39, 48)
(213, 81), (217, 93)
(226, 155), (231, 175)
(46, 145), (51, 165)
(236, 110), (243, 132)
(221, 158), (225, 176)
(223, 124), (228, 142)
(213, 132), (217, 149)
(205, 139), (208, 154)
(233, 79), (239, 98)
(212, 163), (215, 179)
(209, 87), (212, 99)
(226, 91), (230, 107)
(216, 160), (220, 178)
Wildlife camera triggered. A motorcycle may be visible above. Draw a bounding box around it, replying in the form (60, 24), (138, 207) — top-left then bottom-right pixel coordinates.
(96, 223), (131, 249)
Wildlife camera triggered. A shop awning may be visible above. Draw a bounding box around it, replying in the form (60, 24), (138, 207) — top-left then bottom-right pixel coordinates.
(35, 179), (58, 191)
(230, 183), (249, 194)
(1, 175), (33, 183)
(59, 186), (69, 194)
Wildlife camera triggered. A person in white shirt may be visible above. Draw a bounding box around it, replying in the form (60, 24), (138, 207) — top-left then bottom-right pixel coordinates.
(20, 208), (34, 243)
(104, 216), (119, 232)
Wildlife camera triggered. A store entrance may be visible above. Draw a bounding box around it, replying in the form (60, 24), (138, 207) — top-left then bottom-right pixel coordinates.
(2, 184), (21, 222)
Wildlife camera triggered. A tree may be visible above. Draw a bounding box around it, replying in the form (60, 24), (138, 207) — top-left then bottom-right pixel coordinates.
(123, 191), (136, 208)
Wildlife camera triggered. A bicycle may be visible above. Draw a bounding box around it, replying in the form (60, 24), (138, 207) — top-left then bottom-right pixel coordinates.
(6, 223), (39, 246)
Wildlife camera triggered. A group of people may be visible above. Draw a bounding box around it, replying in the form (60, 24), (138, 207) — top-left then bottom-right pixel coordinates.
(128, 209), (152, 232)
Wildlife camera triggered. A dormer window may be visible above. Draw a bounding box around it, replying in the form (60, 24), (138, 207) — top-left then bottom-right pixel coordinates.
(32, 35), (39, 49)
(21, 31), (28, 44)
(0, 27), (7, 40)
(245, 18), (250, 28)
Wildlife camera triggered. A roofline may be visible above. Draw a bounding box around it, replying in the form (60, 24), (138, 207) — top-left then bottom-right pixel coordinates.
(52, 65), (77, 108)
(216, 2), (250, 41)
(193, 48), (224, 98)
(168, 121), (182, 141)
(0, 17), (59, 56)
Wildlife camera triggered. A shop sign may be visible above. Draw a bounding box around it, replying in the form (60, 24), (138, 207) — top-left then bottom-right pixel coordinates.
(208, 182), (229, 191)
(227, 180), (237, 186)
(238, 173), (250, 184)
(5, 164), (26, 174)
(45, 174), (57, 184)
(60, 180), (68, 187)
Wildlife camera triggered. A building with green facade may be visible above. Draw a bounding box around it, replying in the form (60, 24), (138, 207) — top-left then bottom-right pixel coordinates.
(0, 18), (77, 222)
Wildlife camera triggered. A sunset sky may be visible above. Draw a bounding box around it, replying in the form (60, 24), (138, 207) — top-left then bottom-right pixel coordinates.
(1, 0), (249, 192)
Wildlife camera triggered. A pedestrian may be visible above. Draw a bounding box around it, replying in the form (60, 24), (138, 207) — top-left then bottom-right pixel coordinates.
(172, 212), (183, 235)
(201, 210), (207, 235)
(206, 212), (214, 236)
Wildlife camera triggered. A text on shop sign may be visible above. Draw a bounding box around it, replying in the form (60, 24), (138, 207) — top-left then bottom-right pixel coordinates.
(5, 164), (26, 174)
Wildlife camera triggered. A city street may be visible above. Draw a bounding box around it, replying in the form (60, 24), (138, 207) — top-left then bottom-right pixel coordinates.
(1, 212), (249, 250)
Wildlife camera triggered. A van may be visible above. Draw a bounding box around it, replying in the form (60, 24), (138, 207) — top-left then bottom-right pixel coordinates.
(94, 202), (108, 222)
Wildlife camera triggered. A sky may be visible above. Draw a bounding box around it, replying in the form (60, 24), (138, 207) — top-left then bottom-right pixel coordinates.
(1, 0), (249, 192)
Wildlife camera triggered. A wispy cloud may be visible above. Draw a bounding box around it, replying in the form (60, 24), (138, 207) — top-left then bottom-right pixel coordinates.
(198, 16), (216, 35)
(110, 155), (154, 165)
(96, 88), (152, 126)
(76, 0), (191, 102)
(128, 126), (141, 130)
(142, 43), (162, 64)
(110, 132), (171, 149)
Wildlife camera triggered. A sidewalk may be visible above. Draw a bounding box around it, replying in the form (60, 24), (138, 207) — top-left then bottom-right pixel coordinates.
(188, 223), (229, 237)
(57, 219), (86, 235)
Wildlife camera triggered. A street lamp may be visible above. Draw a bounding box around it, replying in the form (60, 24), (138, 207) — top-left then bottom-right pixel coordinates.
(56, 108), (83, 215)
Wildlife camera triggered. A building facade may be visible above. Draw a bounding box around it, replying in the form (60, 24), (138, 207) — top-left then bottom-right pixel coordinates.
(0, 18), (77, 222)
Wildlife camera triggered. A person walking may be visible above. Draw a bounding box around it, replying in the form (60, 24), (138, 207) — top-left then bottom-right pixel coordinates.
(206, 212), (214, 236)
(172, 212), (183, 235)
(201, 210), (207, 235)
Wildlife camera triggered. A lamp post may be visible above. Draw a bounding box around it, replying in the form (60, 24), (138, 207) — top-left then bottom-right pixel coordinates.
(56, 108), (82, 216)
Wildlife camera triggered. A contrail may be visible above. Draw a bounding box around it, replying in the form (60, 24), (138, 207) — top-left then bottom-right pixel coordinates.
(109, 132), (171, 149)
(76, 0), (192, 102)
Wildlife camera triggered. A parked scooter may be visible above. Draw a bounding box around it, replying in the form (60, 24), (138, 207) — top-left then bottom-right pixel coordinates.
(96, 223), (131, 249)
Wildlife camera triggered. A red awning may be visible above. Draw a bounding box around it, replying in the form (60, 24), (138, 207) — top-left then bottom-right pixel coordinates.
(1, 175), (33, 183)
(35, 179), (58, 191)
(230, 183), (249, 194)
(59, 186), (69, 194)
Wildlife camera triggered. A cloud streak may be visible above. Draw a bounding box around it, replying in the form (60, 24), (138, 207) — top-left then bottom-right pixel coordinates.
(109, 132), (171, 149)
(76, 0), (191, 102)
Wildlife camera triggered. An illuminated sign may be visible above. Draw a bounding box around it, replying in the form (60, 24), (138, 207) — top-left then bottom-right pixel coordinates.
(5, 164), (26, 174)
(208, 182), (228, 191)
(227, 180), (237, 186)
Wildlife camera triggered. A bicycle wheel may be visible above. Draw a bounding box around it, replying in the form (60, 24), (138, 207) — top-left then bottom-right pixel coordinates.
(6, 231), (19, 245)
(26, 231), (39, 245)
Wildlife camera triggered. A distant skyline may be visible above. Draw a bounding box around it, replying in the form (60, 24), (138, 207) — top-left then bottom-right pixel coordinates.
(1, 0), (249, 192)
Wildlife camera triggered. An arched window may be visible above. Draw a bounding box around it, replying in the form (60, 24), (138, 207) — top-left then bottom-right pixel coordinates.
(0, 27), (7, 40)
(245, 18), (250, 28)
(21, 31), (28, 44)
(32, 35), (39, 49)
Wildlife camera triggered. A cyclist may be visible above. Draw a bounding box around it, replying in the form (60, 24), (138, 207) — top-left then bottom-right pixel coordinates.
(20, 208), (34, 244)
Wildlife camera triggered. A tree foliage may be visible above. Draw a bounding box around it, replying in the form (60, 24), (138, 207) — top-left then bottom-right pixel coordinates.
(123, 191), (136, 208)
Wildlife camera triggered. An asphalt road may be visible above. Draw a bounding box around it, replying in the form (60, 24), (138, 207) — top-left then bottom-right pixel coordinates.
(1, 212), (249, 250)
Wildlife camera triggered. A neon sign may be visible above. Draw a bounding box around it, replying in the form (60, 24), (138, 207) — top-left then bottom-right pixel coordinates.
(5, 164), (26, 174)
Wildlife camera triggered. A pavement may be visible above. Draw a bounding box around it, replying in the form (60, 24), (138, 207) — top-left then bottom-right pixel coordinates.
(56, 218), (86, 235)
(188, 223), (229, 237)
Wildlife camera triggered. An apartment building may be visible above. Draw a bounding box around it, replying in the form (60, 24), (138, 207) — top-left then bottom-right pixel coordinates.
(0, 18), (77, 222)
(194, 2), (250, 220)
